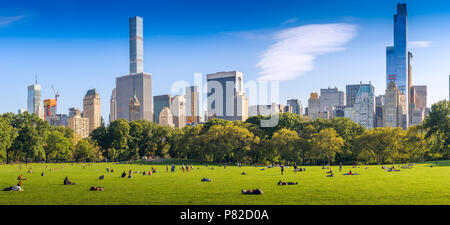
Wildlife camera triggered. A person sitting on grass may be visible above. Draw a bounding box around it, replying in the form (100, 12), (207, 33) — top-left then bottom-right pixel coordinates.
(241, 189), (263, 195)
(121, 171), (126, 178)
(41, 172), (45, 176)
(17, 175), (28, 180)
(110, 169), (114, 173)
(99, 175), (104, 180)
(152, 167), (157, 173)
(201, 178), (211, 182)
(277, 181), (298, 185)
(64, 177), (76, 185)
(128, 170), (132, 178)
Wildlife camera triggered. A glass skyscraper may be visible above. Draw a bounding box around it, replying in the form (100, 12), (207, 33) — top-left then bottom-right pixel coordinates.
(386, 3), (408, 127)
(27, 84), (41, 114)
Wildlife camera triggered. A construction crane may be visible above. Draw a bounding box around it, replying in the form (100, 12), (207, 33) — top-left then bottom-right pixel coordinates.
(51, 85), (60, 103)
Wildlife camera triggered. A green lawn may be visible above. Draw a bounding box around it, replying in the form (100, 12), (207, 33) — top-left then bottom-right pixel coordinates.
(0, 161), (449, 205)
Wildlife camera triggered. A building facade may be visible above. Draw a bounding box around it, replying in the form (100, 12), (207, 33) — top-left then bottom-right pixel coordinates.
(307, 92), (320, 120)
(153, 94), (171, 124)
(207, 71), (248, 121)
(355, 84), (375, 129)
(171, 95), (186, 128)
(383, 82), (407, 128)
(159, 107), (174, 127)
(186, 85), (200, 124)
(68, 108), (89, 138)
(83, 89), (101, 133)
(319, 87), (345, 112)
(109, 88), (116, 123)
(287, 99), (303, 115)
(129, 93), (141, 122)
(27, 84), (41, 115)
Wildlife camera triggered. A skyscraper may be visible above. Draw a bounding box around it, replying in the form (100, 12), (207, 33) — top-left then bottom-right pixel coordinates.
(319, 87), (345, 112)
(129, 16), (143, 75)
(109, 88), (116, 123)
(287, 99), (303, 115)
(83, 89), (101, 133)
(355, 84), (375, 129)
(115, 16), (152, 122)
(346, 82), (375, 108)
(383, 81), (407, 128)
(171, 95), (186, 128)
(153, 94), (171, 124)
(207, 71), (248, 121)
(27, 83), (41, 115)
(386, 3), (409, 127)
(186, 86), (200, 124)
(307, 92), (320, 120)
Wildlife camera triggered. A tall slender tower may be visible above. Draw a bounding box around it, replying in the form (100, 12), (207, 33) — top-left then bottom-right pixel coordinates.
(115, 16), (152, 122)
(386, 3), (408, 128)
(129, 16), (144, 75)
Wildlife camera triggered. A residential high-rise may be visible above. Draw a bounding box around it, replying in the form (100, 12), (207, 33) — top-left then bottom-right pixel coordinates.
(410, 85), (427, 110)
(153, 94), (171, 124)
(129, 92), (141, 122)
(186, 86), (200, 124)
(159, 107), (174, 127)
(68, 108), (89, 138)
(207, 71), (248, 121)
(307, 92), (320, 120)
(83, 89), (101, 133)
(386, 3), (409, 127)
(171, 95), (186, 128)
(319, 87), (345, 111)
(44, 99), (57, 118)
(346, 83), (375, 108)
(129, 16), (143, 75)
(27, 83), (41, 115)
(375, 95), (385, 127)
(355, 84), (375, 129)
(109, 88), (116, 123)
(287, 99), (303, 115)
(383, 81), (407, 128)
(115, 16), (152, 122)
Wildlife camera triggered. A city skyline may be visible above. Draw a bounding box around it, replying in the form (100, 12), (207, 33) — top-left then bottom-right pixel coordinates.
(1, 0), (450, 122)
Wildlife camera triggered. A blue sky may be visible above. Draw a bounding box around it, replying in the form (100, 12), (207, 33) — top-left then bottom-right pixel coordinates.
(1, 0), (450, 122)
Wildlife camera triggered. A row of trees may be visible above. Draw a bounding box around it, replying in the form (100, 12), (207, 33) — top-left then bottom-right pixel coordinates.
(1, 100), (449, 164)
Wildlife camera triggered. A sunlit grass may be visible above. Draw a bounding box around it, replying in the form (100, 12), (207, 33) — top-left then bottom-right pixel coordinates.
(0, 161), (448, 205)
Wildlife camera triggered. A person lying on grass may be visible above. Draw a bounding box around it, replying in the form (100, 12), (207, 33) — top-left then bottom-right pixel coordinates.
(277, 181), (298, 185)
(201, 178), (211, 182)
(241, 172), (247, 175)
(64, 177), (76, 185)
(327, 173), (334, 177)
(326, 169), (333, 174)
(17, 174), (28, 180)
(90, 186), (104, 191)
(343, 170), (360, 175)
(241, 189), (264, 195)
(3, 183), (23, 191)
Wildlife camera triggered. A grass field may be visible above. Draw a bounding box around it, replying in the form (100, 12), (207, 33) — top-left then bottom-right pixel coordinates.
(0, 160), (449, 205)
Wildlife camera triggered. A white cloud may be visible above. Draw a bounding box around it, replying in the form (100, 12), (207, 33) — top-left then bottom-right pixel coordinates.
(0, 15), (26, 28)
(282, 18), (298, 25)
(256, 23), (357, 81)
(409, 41), (432, 48)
